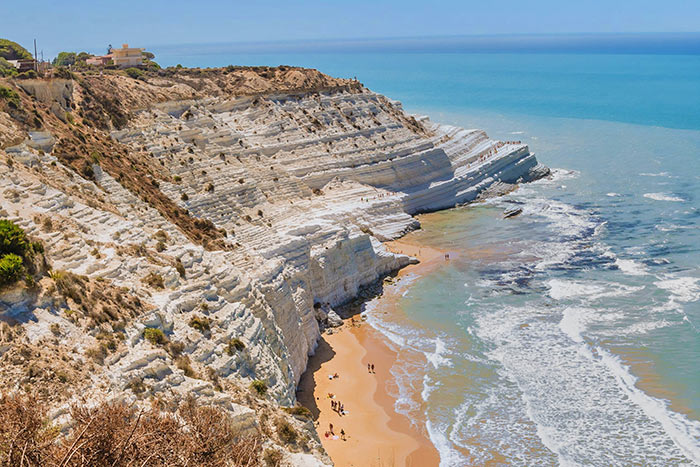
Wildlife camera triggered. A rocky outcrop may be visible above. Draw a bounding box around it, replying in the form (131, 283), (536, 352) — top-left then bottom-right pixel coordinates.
(0, 67), (546, 465)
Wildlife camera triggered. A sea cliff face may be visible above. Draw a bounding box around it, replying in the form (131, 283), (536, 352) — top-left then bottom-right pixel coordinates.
(0, 67), (546, 463)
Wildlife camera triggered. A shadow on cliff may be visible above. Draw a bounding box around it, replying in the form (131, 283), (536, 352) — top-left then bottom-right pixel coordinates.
(296, 337), (336, 420)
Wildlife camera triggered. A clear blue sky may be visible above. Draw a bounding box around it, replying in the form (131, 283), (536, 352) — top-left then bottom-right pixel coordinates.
(5, 0), (700, 57)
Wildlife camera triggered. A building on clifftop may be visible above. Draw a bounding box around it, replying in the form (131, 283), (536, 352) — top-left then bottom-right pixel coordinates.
(110, 44), (144, 67)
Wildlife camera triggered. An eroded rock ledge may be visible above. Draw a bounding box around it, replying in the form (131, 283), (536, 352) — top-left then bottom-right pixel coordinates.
(0, 66), (547, 465)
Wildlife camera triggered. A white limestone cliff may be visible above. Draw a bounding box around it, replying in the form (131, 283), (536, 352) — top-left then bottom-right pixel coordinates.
(0, 74), (547, 464)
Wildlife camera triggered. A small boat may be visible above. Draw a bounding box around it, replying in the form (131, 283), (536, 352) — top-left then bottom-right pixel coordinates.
(503, 207), (523, 218)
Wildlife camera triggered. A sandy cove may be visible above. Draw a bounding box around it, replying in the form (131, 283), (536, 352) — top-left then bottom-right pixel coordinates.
(298, 234), (451, 467)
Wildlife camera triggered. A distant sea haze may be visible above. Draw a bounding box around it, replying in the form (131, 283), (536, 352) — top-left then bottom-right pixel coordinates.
(151, 32), (700, 56)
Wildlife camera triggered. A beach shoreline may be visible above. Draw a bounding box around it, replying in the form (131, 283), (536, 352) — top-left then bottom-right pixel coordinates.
(297, 228), (448, 466)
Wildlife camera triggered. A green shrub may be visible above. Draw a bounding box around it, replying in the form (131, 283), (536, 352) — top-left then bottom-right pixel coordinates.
(124, 67), (143, 79)
(0, 253), (23, 285)
(0, 220), (28, 256)
(17, 70), (37, 79)
(225, 338), (245, 355)
(250, 379), (267, 396)
(143, 327), (167, 345)
(0, 58), (17, 77)
(52, 51), (76, 67)
(0, 86), (20, 108)
(188, 316), (210, 333)
(143, 60), (160, 71)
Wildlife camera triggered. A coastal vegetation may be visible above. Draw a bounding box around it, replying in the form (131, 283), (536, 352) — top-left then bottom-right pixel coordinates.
(0, 220), (44, 286)
(188, 315), (211, 335)
(0, 85), (20, 109)
(250, 380), (268, 396)
(226, 337), (246, 354)
(143, 327), (167, 345)
(52, 51), (93, 68)
(276, 418), (298, 444)
(0, 393), (262, 466)
(0, 58), (17, 77)
(0, 38), (32, 61)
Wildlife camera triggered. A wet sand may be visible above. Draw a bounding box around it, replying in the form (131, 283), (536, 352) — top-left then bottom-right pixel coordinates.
(297, 233), (448, 466)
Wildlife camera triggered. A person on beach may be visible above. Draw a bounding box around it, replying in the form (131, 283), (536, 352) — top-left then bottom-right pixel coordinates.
(371, 363), (375, 373)
(340, 429), (346, 441)
(367, 363), (371, 373)
(329, 423), (334, 434)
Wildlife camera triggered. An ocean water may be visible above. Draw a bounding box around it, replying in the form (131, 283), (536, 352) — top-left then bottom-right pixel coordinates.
(155, 47), (700, 465)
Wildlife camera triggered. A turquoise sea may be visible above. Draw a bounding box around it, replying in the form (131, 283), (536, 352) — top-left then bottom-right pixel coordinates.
(155, 44), (700, 465)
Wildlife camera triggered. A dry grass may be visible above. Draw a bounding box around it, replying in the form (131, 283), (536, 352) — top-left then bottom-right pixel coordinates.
(0, 393), (262, 467)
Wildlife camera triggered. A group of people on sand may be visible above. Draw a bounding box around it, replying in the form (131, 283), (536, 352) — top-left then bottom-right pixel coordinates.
(325, 423), (346, 441)
(330, 398), (346, 415)
(367, 363), (375, 373)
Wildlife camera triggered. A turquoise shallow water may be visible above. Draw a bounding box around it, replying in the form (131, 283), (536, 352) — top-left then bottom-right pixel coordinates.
(368, 112), (700, 465)
(156, 48), (700, 465)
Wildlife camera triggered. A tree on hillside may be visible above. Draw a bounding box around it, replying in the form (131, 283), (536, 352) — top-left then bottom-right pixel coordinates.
(0, 39), (32, 61)
(53, 51), (77, 67)
(52, 51), (94, 68)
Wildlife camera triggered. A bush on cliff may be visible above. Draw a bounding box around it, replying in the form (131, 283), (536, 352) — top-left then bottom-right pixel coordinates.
(0, 393), (262, 466)
(142, 271), (164, 289)
(0, 57), (17, 77)
(188, 315), (210, 334)
(0, 220), (45, 286)
(250, 379), (267, 396)
(0, 220), (28, 256)
(125, 67), (144, 79)
(0, 253), (23, 285)
(276, 419), (298, 444)
(0, 85), (21, 108)
(226, 337), (246, 354)
(143, 327), (167, 345)
(283, 405), (312, 420)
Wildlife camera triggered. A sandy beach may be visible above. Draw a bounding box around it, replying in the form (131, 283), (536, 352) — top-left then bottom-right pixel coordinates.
(297, 229), (449, 466)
